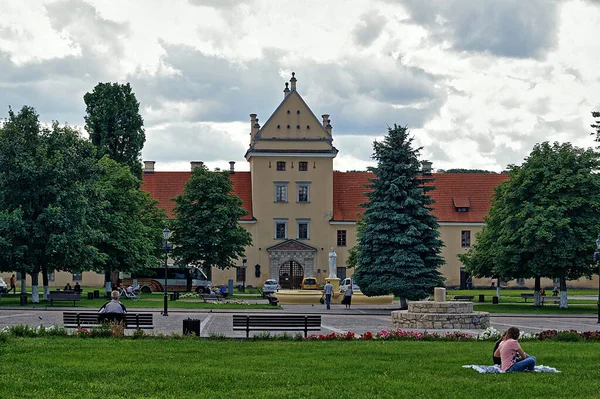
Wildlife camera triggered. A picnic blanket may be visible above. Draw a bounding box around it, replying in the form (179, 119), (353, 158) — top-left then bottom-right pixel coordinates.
(462, 365), (560, 374)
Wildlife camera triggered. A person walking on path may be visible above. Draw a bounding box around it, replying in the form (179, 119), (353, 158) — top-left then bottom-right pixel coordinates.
(494, 327), (536, 372)
(323, 281), (334, 310)
(8, 275), (16, 294)
(342, 284), (353, 309)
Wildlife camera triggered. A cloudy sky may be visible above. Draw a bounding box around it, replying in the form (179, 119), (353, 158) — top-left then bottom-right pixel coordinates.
(1, 0), (600, 172)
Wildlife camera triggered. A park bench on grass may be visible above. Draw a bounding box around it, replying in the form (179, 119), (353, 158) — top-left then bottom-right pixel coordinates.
(233, 314), (321, 338)
(521, 293), (561, 304)
(521, 293), (535, 302)
(62, 312), (154, 329)
(200, 293), (225, 303)
(452, 295), (474, 301)
(48, 292), (81, 306)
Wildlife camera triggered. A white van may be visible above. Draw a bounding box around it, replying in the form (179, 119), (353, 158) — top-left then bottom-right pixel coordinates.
(340, 278), (360, 292)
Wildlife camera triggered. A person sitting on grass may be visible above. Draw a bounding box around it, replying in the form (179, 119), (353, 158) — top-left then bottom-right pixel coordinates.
(492, 330), (508, 366)
(494, 327), (536, 372)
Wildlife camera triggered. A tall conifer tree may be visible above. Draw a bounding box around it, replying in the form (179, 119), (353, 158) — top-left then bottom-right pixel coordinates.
(353, 125), (444, 301)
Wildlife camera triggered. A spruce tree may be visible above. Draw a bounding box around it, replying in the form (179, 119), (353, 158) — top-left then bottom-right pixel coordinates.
(353, 125), (444, 301)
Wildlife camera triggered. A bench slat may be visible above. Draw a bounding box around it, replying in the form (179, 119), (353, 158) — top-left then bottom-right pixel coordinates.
(232, 315), (321, 338)
(62, 312), (154, 329)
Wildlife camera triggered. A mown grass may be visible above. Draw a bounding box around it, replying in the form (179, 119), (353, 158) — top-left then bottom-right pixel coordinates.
(0, 339), (598, 399)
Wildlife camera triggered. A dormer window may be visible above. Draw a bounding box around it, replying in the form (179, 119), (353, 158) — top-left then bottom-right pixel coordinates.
(453, 197), (470, 212)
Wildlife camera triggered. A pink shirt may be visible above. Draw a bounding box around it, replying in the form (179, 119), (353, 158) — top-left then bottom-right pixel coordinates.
(498, 339), (521, 371)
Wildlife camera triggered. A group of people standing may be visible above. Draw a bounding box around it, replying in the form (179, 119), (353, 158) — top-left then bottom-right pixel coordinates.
(322, 281), (353, 310)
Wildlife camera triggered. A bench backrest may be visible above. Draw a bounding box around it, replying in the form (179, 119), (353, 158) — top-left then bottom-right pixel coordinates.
(49, 293), (81, 300)
(233, 314), (321, 328)
(63, 312), (153, 327)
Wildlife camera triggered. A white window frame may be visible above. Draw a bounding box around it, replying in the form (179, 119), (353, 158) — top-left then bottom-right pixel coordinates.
(296, 182), (310, 203)
(461, 230), (471, 248)
(274, 219), (288, 239)
(274, 183), (288, 203)
(296, 219), (310, 240)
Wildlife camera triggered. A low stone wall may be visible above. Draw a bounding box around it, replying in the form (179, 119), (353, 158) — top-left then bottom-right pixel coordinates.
(392, 301), (489, 330)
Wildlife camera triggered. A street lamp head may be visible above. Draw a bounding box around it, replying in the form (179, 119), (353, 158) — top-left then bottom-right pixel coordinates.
(163, 227), (171, 241)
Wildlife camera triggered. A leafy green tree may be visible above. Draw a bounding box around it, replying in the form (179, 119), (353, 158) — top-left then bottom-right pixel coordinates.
(438, 168), (497, 174)
(171, 165), (252, 276)
(0, 106), (103, 302)
(84, 83), (145, 178)
(92, 156), (166, 294)
(352, 125), (445, 303)
(592, 111), (600, 142)
(460, 142), (600, 308)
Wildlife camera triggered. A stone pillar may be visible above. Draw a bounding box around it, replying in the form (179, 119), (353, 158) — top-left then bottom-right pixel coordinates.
(434, 287), (446, 302)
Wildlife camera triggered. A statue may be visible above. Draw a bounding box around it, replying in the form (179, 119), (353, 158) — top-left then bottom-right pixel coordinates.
(328, 247), (337, 278)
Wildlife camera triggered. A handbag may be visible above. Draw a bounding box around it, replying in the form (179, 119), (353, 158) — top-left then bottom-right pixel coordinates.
(319, 297), (325, 304)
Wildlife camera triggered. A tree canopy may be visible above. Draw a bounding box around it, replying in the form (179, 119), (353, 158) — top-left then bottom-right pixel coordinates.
(84, 82), (145, 178)
(0, 106), (102, 300)
(592, 111), (600, 142)
(352, 125), (445, 300)
(171, 165), (252, 275)
(459, 142), (600, 307)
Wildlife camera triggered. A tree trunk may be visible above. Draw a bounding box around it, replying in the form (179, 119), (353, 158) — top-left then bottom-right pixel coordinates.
(496, 285), (500, 298)
(30, 272), (40, 303)
(19, 272), (26, 294)
(559, 276), (568, 309)
(105, 271), (112, 296)
(533, 276), (541, 307)
(41, 266), (49, 301)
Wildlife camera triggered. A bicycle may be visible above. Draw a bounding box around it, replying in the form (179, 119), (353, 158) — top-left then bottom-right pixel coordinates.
(119, 286), (141, 301)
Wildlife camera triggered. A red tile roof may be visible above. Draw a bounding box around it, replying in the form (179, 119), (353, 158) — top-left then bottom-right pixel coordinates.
(141, 171), (253, 220)
(331, 172), (509, 223)
(142, 171), (508, 224)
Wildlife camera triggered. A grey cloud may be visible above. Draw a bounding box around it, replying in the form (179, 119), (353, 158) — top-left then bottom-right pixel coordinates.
(352, 11), (387, 47)
(399, 0), (559, 59)
(143, 124), (246, 163)
(425, 142), (451, 162)
(563, 65), (582, 81)
(188, 0), (254, 7)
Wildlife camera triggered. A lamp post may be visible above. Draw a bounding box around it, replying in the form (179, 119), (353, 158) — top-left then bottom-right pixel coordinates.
(162, 227), (171, 317)
(595, 235), (600, 324)
(242, 258), (247, 293)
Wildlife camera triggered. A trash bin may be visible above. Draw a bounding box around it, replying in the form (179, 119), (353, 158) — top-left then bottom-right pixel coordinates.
(19, 295), (27, 306)
(492, 296), (499, 304)
(183, 318), (201, 336)
(478, 294), (485, 303)
(93, 290), (100, 299)
(87, 292), (94, 300)
(174, 291), (180, 300)
(170, 293), (175, 301)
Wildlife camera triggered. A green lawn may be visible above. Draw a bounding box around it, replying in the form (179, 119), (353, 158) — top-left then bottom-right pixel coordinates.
(0, 338), (598, 399)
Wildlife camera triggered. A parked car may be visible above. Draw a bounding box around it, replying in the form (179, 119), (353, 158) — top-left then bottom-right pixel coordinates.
(340, 278), (360, 292)
(301, 277), (319, 290)
(0, 277), (7, 293)
(262, 279), (280, 297)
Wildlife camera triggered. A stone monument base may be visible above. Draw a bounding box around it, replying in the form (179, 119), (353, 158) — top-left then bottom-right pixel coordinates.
(391, 300), (489, 330)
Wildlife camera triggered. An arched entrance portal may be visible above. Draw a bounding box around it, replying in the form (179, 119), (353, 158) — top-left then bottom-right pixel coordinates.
(279, 261), (304, 289)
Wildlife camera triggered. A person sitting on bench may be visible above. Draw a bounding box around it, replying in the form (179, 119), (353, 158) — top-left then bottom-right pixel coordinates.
(74, 282), (82, 294)
(99, 290), (127, 314)
(64, 283), (72, 291)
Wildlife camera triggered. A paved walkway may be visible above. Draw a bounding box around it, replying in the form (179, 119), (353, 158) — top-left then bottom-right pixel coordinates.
(0, 303), (598, 337)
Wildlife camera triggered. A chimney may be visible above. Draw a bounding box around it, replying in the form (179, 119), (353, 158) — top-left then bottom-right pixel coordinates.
(325, 119), (332, 135)
(191, 161), (204, 171)
(250, 114), (260, 136)
(290, 72), (297, 91)
(229, 161), (235, 173)
(283, 82), (290, 98)
(143, 160), (155, 173)
(422, 160), (432, 175)
(321, 114), (329, 127)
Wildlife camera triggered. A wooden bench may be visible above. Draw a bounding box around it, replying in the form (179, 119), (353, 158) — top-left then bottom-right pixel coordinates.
(63, 312), (154, 329)
(453, 295), (474, 301)
(200, 293), (224, 303)
(521, 293), (535, 302)
(48, 292), (81, 306)
(233, 314), (321, 338)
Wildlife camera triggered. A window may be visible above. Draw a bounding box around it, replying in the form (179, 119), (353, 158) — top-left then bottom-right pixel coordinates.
(299, 162), (308, 171)
(275, 183), (288, 202)
(72, 273), (82, 282)
(461, 230), (471, 248)
(297, 184), (310, 202)
(277, 161), (286, 171)
(517, 278), (525, 285)
(274, 220), (287, 239)
(337, 230), (347, 246)
(236, 267), (246, 282)
(337, 267), (347, 280)
(48, 270), (55, 282)
(456, 207), (469, 212)
(297, 220), (310, 240)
